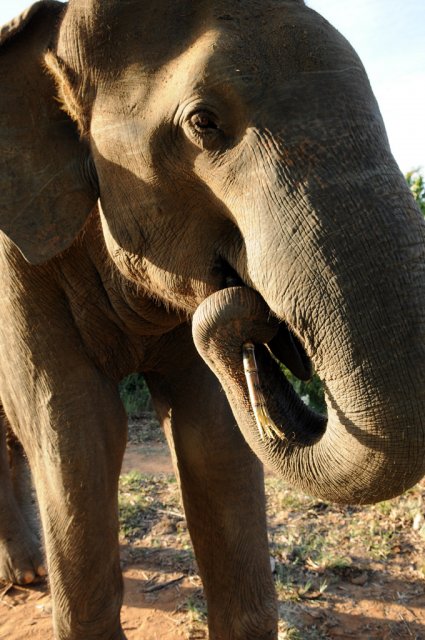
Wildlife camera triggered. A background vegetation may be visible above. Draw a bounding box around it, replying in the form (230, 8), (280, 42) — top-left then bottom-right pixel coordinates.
(406, 168), (425, 216)
(119, 373), (152, 416)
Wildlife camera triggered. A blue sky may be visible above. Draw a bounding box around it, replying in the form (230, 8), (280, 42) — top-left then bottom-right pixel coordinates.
(1, 0), (424, 172)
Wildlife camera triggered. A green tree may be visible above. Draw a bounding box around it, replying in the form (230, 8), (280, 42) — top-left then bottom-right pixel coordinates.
(406, 169), (425, 216)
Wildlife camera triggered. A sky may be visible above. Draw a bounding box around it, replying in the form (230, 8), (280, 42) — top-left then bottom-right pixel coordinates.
(1, 0), (424, 172)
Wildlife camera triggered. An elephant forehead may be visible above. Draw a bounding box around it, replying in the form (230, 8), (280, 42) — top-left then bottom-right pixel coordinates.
(89, 10), (364, 129)
(59, 1), (357, 88)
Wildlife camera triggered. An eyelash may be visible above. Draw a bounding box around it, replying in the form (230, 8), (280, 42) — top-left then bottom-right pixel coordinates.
(189, 111), (219, 135)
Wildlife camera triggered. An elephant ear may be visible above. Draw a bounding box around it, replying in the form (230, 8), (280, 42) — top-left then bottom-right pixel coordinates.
(0, 1), (98, 264)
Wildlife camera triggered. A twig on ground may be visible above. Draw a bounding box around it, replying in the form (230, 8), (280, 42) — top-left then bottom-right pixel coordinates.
(0, 582), (13, 599)
(0, 582), (14, 608)
(143, 575), (185, 593)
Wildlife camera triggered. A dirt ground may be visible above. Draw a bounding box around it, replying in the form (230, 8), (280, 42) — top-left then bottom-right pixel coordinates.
(1, 415), (425, 640)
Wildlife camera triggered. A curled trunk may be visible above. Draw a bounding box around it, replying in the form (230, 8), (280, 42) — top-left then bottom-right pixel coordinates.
(193, 286), (425, 505)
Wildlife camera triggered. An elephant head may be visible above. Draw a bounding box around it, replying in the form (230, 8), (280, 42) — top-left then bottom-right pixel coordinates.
(1, 0), (425, 504)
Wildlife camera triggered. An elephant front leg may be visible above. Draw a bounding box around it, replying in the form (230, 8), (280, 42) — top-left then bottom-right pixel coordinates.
(12, 372), (128, 640)
(0, 413), (45, 584)
(148, 359), (278, 640)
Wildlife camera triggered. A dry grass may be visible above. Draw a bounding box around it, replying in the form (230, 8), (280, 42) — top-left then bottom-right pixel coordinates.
(119, 450), (425, 639)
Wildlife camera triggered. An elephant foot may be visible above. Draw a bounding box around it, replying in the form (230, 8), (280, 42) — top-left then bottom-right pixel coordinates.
(0, 520), (46, 585)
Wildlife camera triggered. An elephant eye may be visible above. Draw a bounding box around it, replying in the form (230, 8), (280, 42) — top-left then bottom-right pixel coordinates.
(189, 111), (218, 134)
(185, 108), (225, 151)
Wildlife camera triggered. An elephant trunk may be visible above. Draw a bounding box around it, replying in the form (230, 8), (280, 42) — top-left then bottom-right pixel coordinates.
(193, 173), (425, 504)
(193, 287), (425, 504)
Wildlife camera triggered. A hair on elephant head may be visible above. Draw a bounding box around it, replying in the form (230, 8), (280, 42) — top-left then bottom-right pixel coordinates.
(1, 1), (425, 638)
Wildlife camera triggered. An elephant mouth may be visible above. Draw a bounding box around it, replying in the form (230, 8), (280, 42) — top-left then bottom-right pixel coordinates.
(221, 262), (312, 383)
(267, 324), (312, 382)
(218, 268), (324, 444)
(196, 281), (327, 447)
(242, 328), (327, 446)
(241, 338), (324, 444)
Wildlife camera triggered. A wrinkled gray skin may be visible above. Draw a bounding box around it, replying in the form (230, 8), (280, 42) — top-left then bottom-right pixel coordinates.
(1, 1), (425, 638)
(0, 415), (43, 584)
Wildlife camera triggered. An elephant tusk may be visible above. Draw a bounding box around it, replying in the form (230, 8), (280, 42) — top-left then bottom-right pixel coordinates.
(242, 341), (286, 441)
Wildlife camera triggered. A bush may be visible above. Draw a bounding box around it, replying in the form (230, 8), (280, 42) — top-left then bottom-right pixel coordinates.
(406, 169), (425, 216)
(282, 365), (326, 414)
(119, 373), (151, 416)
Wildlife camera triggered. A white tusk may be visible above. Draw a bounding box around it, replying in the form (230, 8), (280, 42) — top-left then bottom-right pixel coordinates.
(242, 341), (285, 441)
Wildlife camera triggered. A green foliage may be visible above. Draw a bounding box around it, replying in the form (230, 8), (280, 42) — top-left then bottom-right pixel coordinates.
(282, 365), (326, 414)
(406, 168), (425, 216)
(119, 373), (151, 416)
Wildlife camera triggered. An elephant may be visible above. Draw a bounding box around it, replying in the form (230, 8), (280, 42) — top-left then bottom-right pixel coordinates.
(0, 0), (425, 638)
(0, 411), (44, 584)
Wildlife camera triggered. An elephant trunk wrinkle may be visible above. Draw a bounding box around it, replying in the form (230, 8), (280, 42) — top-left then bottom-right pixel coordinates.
(193, 286), (425, 505)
